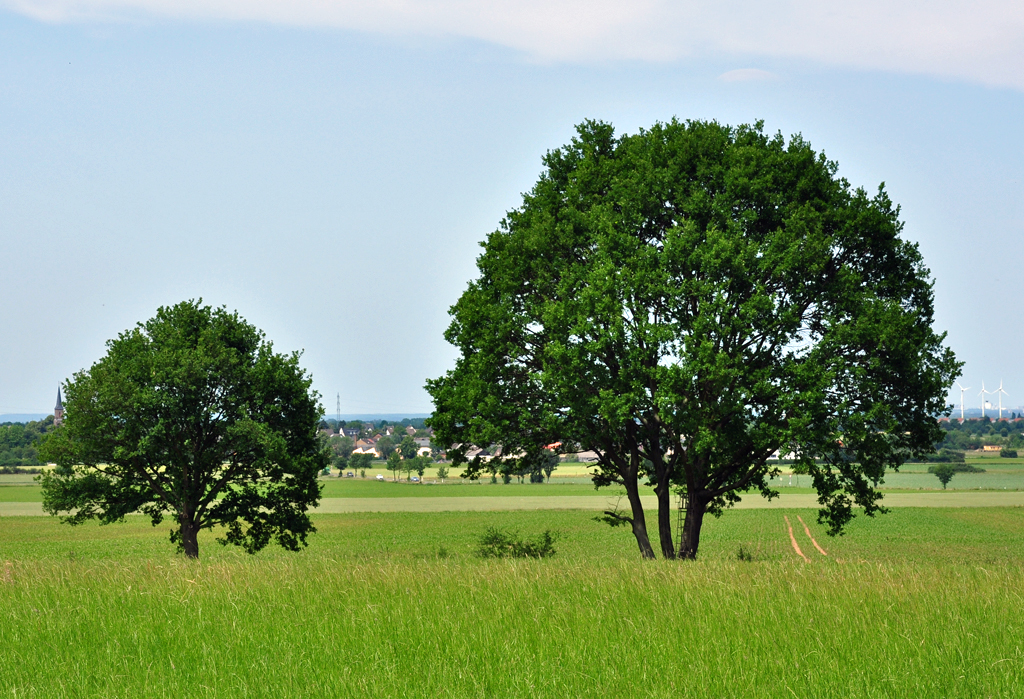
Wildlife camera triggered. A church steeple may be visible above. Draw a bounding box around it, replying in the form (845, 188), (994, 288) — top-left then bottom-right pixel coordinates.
(54, 387), (64, 427)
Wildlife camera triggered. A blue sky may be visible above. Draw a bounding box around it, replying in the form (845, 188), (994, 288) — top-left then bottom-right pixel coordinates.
(1, 1), (1022, 415)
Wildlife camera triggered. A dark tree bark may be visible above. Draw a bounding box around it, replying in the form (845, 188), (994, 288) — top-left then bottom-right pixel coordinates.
(623, 476), (656, 559)
(180, 513), (200, 559)
(677, 497), (706, 560)
(654, 479), (676, 559)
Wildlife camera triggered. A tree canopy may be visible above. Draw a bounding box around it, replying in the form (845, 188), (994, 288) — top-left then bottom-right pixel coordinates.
(39, 300), (328, 559)
(427, 119), (960, 559)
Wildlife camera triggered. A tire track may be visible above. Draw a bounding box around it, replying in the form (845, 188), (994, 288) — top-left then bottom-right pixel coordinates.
(783, 515), (809, 561)
(796, 514), (828, 556)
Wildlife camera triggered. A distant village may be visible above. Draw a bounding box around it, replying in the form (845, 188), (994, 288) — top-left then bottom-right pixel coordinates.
(319, 420), (437, 460)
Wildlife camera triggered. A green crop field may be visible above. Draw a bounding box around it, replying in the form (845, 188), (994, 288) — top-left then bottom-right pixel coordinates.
(3, 506), (1024, 697)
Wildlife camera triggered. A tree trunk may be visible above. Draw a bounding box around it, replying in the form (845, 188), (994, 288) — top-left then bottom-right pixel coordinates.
(180, 515), (199, 560)
(623, 477), (656, 559)
(654, 481), (676, 559)
(677, 497), (706, 560)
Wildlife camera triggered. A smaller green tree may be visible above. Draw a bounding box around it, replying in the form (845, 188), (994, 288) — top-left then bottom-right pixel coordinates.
(38, 300), (327, 559)
(399, 435), (418, 460)
(929, 463), (957, 489)
(540, 451), (558, 482)
(412, 455), (429, 480)
(350, 453), (373, 473)
(436, 464), (449, 482)
(387, 451), (402, 481)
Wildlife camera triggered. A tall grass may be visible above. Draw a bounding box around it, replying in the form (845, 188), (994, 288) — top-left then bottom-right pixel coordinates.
(2, 557), (1022, 697)
(2, 508), (1024, 696)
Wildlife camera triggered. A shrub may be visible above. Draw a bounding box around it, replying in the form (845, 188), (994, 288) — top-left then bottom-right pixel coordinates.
(927, 463), (984, 474)
(1001, 449), (1018, 458)
(476, 528), (557, 559)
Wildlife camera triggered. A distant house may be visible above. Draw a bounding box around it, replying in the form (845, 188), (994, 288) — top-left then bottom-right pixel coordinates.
(405, 425), (417, 436)
(982, 445), (1002, 452)
(342, 427), (360, 438)
(353, 439), (377, 453)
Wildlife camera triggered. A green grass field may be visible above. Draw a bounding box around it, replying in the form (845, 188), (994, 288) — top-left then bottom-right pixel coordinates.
(3, 507), (1024, 697)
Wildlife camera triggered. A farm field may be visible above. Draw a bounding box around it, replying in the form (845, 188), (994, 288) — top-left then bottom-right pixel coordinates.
(6, 483), (1024, 515)
(2, 507), (1024, 697)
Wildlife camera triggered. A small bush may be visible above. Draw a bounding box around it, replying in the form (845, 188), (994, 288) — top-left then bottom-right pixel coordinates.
(1001, 449), (1018, 458)
(736, 546), (753, 562)
(476, 527), (557, 559)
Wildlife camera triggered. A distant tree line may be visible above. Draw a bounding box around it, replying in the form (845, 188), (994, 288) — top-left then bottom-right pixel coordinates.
(318, 417), (429, 434)
(0, 416), (55, 470)
(933, 418), (1024, 452)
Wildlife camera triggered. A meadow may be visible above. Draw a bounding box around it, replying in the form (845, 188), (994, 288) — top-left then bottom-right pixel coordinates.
(3, 505), (1024, 697)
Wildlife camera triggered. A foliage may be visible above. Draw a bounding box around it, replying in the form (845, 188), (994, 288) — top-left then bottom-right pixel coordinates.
(0, 417), (55, 467)
(936, 419), (1024, 451)
(399, 435), (419, 460)
(411, 455), (430, 478)
(908, 448), (966, 463)
(376, 435), (396, 459)
(476, 527), (557, 558)
(37, 300), (327, 559)
(387, 451), (402, 481)
(436, 464), (449, 481)
(1001, 449), (1018, 458)
(349, 453), (374, 473)
(427, 119), (960, 560)
(928, 463), (957, 489)
(329, 435), (355, 468)
(926, 462), (985, 481)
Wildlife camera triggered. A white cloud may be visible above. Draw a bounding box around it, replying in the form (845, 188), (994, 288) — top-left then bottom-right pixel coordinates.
(4, 0), (1024, 90)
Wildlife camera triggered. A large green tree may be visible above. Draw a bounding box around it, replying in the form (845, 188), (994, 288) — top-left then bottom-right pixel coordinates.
(39, 300), (328, 559)
(427, 119), (960, 560)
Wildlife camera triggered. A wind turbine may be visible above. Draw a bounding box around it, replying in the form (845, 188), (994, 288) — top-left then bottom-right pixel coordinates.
(980, 382), (993, 419)
(996, 380), (1009, 420)
(956, 381), (971, 420)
